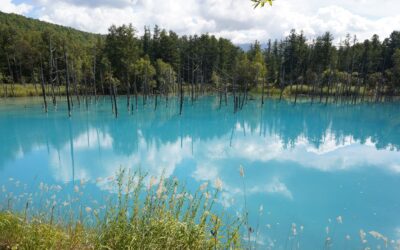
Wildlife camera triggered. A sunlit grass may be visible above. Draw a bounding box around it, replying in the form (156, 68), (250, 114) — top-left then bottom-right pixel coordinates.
(0, 83), (68, 97)
(0, 169), (241, 249)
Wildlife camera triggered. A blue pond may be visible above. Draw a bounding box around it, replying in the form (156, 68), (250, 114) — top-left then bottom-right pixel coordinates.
(0, 96), (400, 249)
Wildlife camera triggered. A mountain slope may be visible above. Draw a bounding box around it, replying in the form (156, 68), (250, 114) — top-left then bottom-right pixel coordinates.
(0, 11), (101, 44)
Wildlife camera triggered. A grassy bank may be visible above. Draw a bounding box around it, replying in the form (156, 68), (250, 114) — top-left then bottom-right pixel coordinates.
(0, 169), (241, 249)
(0, 84), (67, 98)
(2, 83), (390, 99)
(249, 84), (374, 97)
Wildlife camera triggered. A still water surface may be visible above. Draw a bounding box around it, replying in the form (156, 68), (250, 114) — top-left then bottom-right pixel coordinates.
(0, 96), (399, 249)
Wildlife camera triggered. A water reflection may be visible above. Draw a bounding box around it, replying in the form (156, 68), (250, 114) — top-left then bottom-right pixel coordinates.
(1, 97), (400, 248)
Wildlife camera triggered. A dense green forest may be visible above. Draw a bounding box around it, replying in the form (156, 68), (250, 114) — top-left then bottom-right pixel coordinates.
(1, 11), (400, 107)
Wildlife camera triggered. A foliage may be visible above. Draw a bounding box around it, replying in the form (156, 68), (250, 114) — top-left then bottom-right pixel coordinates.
(0, 11), (400, 97)
(0, 169), (241, 249)
(251, 0), (273, 8)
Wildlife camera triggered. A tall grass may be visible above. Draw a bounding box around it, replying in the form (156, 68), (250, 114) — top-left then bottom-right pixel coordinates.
(0, 169), (241, 249)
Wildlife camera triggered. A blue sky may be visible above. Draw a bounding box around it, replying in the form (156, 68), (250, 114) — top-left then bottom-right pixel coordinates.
(1, 0), (399, 44)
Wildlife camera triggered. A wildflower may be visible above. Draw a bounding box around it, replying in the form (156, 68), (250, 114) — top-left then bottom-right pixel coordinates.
(9, 178), (14, 181)
(156, 180), (164, 198)
(359, 229), (367, 244)
(175, 193), (184, 199)
(85, 207), (92, 213)
(52, 201), (57, 206)
(300, 225), (304, 232)
(266, 224), (271, 229)
(74, 185), (79, 193)
(148, 176), (157, 190)
(187, 194), (194, 200)
(55, 185), (62, 192)
(39, 182), (44, 190)
(259, 205), (264, 213)
(336, 215), (343, 224)
(346, 235), (351, 240)
(214, 178), (223, 191)
(80, 178), (86, 186)
(200, 182), (208, 191)
(239, 165), (245, 177)
(325, 226), (329, 235)
(369, 231), (388, 247)
(62, 201), (69, 207)
(325, 237), (331, 246)
(93, 209), (99, 216)
(204, 192), (210, 199)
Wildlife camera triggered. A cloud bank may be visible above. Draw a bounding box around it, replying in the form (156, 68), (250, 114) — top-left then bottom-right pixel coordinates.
(1, 0), (399, 47)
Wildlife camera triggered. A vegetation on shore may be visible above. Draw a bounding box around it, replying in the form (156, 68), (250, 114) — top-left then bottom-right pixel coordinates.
(1, 11), (400, 111)
(0, 169), (241, 249)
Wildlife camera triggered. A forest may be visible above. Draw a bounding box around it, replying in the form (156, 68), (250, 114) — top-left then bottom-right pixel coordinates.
(1, 11), (400, 110)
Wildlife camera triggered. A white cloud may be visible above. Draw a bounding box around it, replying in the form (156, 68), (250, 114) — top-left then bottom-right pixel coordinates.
(0, 0), (32, 14)
(48, 128), (192, 184)
(7, 0), (400, 44)
(249, 177), (293, 199)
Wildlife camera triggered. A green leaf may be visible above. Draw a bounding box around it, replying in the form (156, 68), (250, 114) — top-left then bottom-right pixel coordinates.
(252, 0), (273, 8)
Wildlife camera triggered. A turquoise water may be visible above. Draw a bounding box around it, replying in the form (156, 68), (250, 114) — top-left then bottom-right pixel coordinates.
(1, 96), (400, 249)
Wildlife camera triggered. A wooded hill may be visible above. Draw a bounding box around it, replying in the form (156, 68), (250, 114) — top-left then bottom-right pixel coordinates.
(1, 11), (400, 109)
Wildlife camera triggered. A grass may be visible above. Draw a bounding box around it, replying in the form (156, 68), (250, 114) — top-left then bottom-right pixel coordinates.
(0, 212), (90, 249)
(1, 83), (396, 100)
(0, 84), (67, 98)
(249, 84), (372, 97)
(0, 169), (241, 249)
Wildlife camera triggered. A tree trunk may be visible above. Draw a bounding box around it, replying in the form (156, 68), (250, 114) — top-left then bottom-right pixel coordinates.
(40, 60), (48, 113)
(64, 50), (72, 117)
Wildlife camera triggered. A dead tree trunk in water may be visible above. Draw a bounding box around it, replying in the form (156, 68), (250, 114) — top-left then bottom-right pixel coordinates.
(126, 72), (131, 111)
(72, 62), (80, 106)
(93, 55), (97, 101)
(134, 75), (138, 110)
(100, 71), (105, 96)
(109, 82), (114, 114)
(325, 69), (333, 105)
(191, 56), (195, 105)
(64, 49), (72, 117)
(113, 84), (118, 118)
(154, 91), (158, 111)
(40, 59), (48, 113)
(48, 38), (57, 107)
(179, 77), (184, 115)
(261, 78), (265, 106)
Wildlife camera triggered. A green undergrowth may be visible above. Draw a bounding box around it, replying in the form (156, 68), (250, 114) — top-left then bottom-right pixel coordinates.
(0, 169), (241, 250)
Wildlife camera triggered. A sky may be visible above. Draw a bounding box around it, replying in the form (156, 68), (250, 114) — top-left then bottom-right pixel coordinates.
(1, 0), (399, 44)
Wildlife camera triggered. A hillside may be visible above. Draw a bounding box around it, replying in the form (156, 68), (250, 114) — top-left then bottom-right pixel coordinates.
(0, 11), (101, 45)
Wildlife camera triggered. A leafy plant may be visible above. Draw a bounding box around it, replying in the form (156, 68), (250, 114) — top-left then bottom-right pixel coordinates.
(251, 0), (274, 8)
